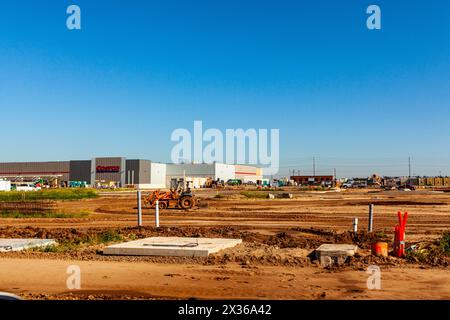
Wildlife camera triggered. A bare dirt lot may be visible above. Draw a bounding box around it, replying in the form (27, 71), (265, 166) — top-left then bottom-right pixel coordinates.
(0, 188), (449, 300)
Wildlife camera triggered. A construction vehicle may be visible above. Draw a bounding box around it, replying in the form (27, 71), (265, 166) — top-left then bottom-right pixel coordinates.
(205, 178), (224, 189)
(226, 179), (242, 186)
(142, 182), (198, 210)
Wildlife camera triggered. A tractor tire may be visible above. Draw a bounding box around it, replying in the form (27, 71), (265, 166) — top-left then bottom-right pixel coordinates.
(179, 196), (194, 210)
(158, 201), (167, 210)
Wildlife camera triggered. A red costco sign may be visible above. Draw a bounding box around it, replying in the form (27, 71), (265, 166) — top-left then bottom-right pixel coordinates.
(96, 165), (120, 173)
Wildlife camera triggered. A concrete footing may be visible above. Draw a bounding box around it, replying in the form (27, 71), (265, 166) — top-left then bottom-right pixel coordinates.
(103, 237), (242, 257)
(315, 244), (358, 267)
(0, 239), (56, 252)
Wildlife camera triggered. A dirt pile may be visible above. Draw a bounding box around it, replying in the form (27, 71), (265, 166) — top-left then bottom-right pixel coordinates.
(0, 225), (257, 243)
(1, 226), (447, 267)
(265, 228), (390, 250)
(206, 243), (310, 267)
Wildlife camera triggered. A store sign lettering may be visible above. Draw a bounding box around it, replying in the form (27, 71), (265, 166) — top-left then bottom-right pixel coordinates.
(96, 166), (120, 173)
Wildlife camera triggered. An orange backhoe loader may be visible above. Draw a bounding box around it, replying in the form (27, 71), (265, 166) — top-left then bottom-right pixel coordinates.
(142, 183), (198, 210)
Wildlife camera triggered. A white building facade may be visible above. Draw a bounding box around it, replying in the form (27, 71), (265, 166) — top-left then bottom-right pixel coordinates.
(165, 163), (262, 188)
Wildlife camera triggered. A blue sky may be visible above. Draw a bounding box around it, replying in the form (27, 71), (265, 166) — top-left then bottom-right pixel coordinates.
(0, 0), (449, 177)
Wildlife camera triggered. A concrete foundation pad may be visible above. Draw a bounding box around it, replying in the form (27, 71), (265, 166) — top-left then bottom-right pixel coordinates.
(103, 237), (242, 257)
(315, 244), (358, 267)
(0, 239), (56, 252)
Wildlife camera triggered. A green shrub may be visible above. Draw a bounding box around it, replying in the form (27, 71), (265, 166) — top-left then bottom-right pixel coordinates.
(298, 186), (328, 191)
(31, 241), (80, 253)
(0, 211), (88, 218)
(440, 232), (450, 254)
(97, 230), (124, 243)
(128, 233), (138, 241)
(0, 189), (98, 201)
(240, 191), (270, 199)
(375, 231), (387, 238)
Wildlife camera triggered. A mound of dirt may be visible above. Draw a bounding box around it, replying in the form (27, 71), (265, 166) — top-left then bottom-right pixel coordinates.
(264, 228), (390, 250)
(0, 225), (262, 244)
(205, 243), (310, 267)
(1, 226), (447, 267)
(0, 225), (391, 252)
(405, 240), (450, 267)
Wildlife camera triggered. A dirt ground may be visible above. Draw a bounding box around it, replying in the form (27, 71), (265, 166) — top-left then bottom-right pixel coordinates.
(0, 188), (449, 300)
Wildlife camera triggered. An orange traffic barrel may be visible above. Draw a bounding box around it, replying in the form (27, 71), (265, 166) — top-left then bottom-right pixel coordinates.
(372, 242), (388, 257)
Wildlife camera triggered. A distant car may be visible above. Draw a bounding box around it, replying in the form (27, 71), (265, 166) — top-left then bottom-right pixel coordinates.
(398, 185), (416, 191)
(342, 181), (354, 188)
(227, 179), (242, 186)
(15, 183), (41, 191)
(356, 182), (368, 188)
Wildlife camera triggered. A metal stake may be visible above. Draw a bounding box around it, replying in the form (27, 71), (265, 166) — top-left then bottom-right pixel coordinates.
(137, 189), (142, 226)
(368, 204), (374, 232)
(353, 218), (358, 241)
(155, 200), (160, 228)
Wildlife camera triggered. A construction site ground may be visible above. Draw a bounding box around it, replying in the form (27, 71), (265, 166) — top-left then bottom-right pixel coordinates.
(0, 188), (449, 300)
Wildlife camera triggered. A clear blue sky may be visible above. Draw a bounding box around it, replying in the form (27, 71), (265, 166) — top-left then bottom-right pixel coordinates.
(1, 0), (449, 177)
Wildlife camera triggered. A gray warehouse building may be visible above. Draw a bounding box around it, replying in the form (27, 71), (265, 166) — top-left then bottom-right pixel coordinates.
(0, 157), (166, 189)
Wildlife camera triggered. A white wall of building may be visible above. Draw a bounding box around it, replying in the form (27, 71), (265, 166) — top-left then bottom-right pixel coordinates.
(165, 163), (237, 188)
(164, 163), (261, 187)
(214, 163), (235, 182)
(235, 165), (262, 183)
(146, 162), (166, 189)
(166, 163), (216, 177)
(0, 180), (11, 191)
(185, 177), (208, 189)
(166, 163), (216, 188)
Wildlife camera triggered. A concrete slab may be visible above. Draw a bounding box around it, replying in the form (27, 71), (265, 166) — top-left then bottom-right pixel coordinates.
(0, 239), (56, 252)
(315, 244), (358, 267)
(103, 237), (242, 257)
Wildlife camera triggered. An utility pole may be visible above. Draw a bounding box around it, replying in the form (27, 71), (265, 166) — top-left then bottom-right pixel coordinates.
(408, 157), (411, 185)
(333, 168), (337, 187)
(313, 157), (316, 177)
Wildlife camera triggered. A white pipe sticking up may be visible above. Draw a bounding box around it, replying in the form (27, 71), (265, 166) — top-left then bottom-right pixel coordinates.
(353, 218), (358, 233)
(155, 200), (160, 228)
(137, 189), (142, 227)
